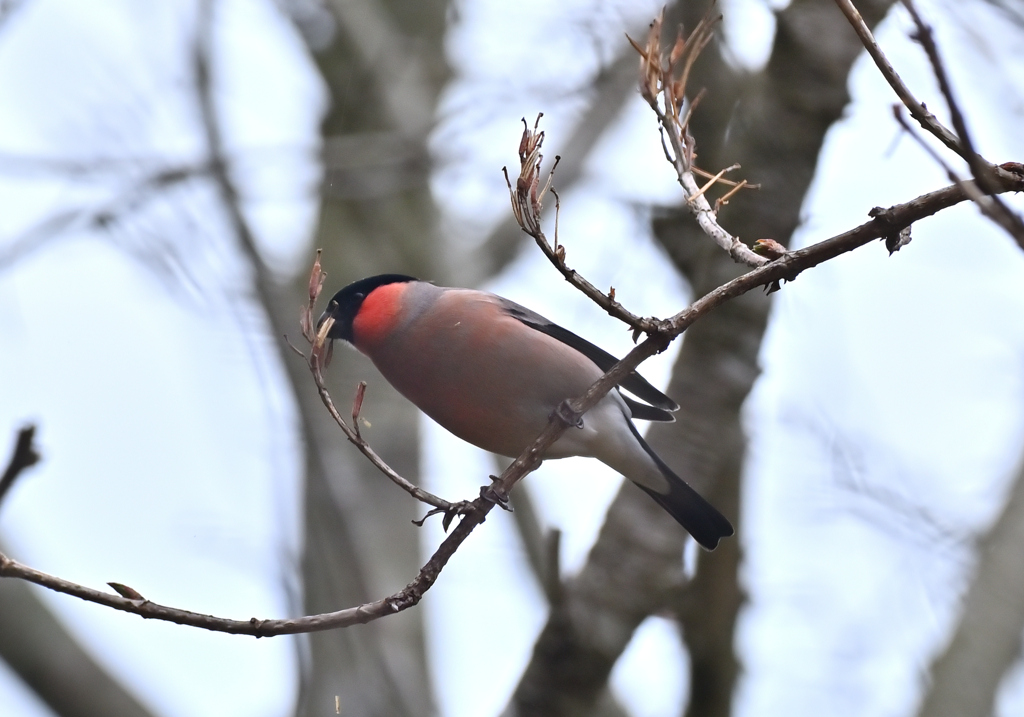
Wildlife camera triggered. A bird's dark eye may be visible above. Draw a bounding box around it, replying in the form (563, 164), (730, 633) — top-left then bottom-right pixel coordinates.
(354, 292), (365, 301)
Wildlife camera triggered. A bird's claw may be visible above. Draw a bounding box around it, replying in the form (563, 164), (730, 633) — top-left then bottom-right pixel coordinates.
(553, 400), (584, 429)
(412, 500), (476, 531)
(480, 484), (513, 512)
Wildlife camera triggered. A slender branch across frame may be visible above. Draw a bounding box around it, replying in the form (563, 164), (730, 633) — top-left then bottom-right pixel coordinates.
(898, 0), (1024, 246)
(2, 168), (1022, 636)
(833, 0), (963, 157)
(2, 7), (1024, 637)
(834, 0), (1024, 248)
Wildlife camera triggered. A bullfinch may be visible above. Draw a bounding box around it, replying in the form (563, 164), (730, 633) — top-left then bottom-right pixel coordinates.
(319, 274), (733, 550)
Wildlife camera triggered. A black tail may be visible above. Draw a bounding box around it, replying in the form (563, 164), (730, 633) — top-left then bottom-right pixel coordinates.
(627, 422), (734, 550)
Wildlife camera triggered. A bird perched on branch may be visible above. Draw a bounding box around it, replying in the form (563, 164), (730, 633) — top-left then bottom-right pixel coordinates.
(318, 274), (733, 550)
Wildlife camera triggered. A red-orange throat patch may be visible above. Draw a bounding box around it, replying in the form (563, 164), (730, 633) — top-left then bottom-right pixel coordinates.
(352, 281), (407, 349)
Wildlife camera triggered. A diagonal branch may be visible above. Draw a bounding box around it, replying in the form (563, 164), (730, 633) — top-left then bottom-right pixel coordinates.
(470, 44), (653, 284)
(503, 118), (651, 335)
(900, 0), (1024, 248)
(833, 0), (963, 156)
(0, 559), (159, 717)
(3, 168), (1020, 635)
(836, 0), (1024, 250)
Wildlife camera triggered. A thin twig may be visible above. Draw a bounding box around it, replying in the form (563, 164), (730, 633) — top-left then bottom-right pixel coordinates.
(693, 164), (748, 187)
(306, 298), (459, 517)
(311, 357), (458, 513)
(690, 164), (741, 201)
(715, 179), (749, 212)
(351, 381), (367, 440)
(630, 9), (765, 267)
(503, 121), (653, 334)
(894, 111), (1024, 252)
(4, 171), (1020, 635)
(900, 0), (1024, 248)
(0, 426), (40, 509)
(0, 505), (491, 636)
(892, 109), (987, 203)
(833, 0), (963, 157)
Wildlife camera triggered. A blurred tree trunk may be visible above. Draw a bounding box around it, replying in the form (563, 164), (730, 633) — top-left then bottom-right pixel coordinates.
(664, 2), (895, 714)
(0, 0), (455, 713)
(0, 562), (156, 717)
(285, 0), (452, 715)
(915, 442), (1024, 717)
(504, 1), (896, 715)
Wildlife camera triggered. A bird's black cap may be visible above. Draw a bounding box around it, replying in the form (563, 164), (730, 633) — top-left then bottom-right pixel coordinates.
(318, 274), (417, 343)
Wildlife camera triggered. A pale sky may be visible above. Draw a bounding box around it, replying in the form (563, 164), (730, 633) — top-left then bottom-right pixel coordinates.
(2, 0), (1024, 716)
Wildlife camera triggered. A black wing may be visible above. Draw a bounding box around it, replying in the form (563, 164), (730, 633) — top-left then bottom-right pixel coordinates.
(499, 299), (679, 417)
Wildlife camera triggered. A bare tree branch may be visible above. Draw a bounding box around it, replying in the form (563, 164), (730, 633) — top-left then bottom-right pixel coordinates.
(834, 0), (963, 155)
(900, 0), (1024, 247)
(836, 0), (1024, 250)
(0, 563), (158, 717)
(630, 9), (766, 268)
(891, 110), (1024, 255)
(468, 35), (658, 285)
(508, 2), (939, 710)
(0, 427), (152, 717)
(503, 118), (650, 335)
(3, 167), (1019, 636)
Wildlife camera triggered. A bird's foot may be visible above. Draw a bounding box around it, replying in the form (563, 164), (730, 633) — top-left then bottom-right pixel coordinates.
(552, 400), (584, 429)
(412, 500), (476, 531)
(480, 483), (513, 512)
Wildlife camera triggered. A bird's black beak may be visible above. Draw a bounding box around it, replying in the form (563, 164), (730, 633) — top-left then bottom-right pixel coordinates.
(315, 301), (340, 339)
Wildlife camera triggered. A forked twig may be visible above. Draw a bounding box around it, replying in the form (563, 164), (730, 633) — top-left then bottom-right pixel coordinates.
(503, 118), (656, 337)
(2, 166), (1021, 636)
(833, 0), (963, 157)
(629, 7), (766, 267)
(900, 0), (1024, 247)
